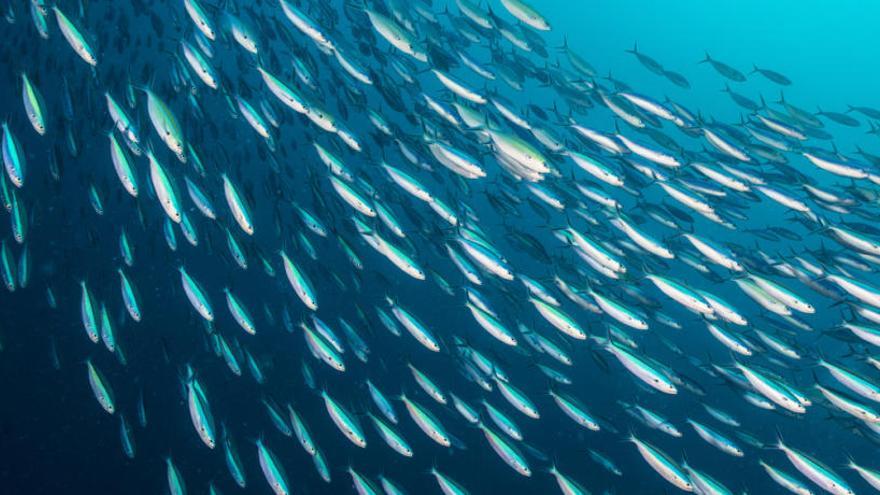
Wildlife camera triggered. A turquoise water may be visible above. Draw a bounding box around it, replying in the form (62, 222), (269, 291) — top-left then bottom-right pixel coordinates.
(552, 0), (880, 113)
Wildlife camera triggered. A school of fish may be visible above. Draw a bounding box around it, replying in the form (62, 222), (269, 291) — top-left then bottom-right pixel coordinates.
(6, 0), (880, 494)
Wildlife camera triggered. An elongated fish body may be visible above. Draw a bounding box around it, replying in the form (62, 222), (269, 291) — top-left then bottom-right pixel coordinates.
(458, 238), (514, 280)
(628, 435), (693, 491)
(226, 13), (259, 54)
(478, 423), (531, 476)
(815, 384), (880, 422)
(629, 403), (682, 437)
(848, 460), (880, 491)
(569, 151), (624, 186)
(450, 393), (480, 424)
(258, 67), (308, 114)
(237, 95), (271, 138)
(429, 141), (486, 179)
(187, 373), (216, 449)
(567, 228), (626, 273)
(184, 0), (216, 40)
(256, 439), (290, 495)
(21, 73), (46, 135)
(16, 245), (29, 288)
(760, 460), (814, 495)
(222, 289), (254, 335)
(379, 475), (408, 495)
(225, 230), (247, 270)
(53, 6), (97, 66)
(684, 464), (734, 495)
(184, 176), (215, 220)
(108, 132), (137, 197)
(749, 274), (814, 314)
(182, 40), (218, 89)
(549, 390), (599, 430)
(683, 234), (743, 271)
(99, 304), (116, 353)
(262, 398), (291, 436)
(106, 93), (140, 147)
(401, 394), (451, 447)
(223, 429), (247, 487)
(365, 9), (427, 62)
(589, 449), (623, 476)
(687, 419), (743, 456)
(388, 299), (440, 351)
(703, 128), (750, 162)
(165, 457), (186, 495)
(647, 274), (714, 315)
(495, 378), (539, 419)
(144, 89), (185, 160)
(361, 383), (396, 427)
(735, 279), (791, 316)
(369, 413), (413, 457)
(369, 232), (426, 280)
(828, 274), (880, 308)
(736, 362), (805, 413)
(80, 281), (99, 342)
(408, 363), (447, 404)
(179, 266), (213, 321)
(467, 302), (517, 345)
(30, 2), (50, 39)
(310, 316), (345, 354)
(431, 468), (469, 495)
(2, 123), (25, 188)
(147, 150), (182, 223)
(530, 297), (586, 340)
(698, 291), (747, 326)
(179, 214), (198, 247)
(347, 467), (381, 495)
(755, 330), (800, 360)
(86, 359), (115, 414)
(119, 414), (135, 459)
(591, 290), (649, 330)
(330, 175), (376, 216)
(819, 359), (880, 402)
(706, 323), (752, 356)
(606, 340), (677, 394)
(288, 405), (316, 455)
(500, 0), (551, 31)
(279, 0), (335, 51)
(281, 250), (317, 310)
(302, 323), (345, 372)
(321, 390), (366, 447)
(548, 465), (589, 495)
(383, 163), (433, 202)
(222, 174), (253, 235)
(777, 439), (854, 495)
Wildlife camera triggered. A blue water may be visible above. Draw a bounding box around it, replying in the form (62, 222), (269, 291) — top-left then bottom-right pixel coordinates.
(2, 1), (880, 494)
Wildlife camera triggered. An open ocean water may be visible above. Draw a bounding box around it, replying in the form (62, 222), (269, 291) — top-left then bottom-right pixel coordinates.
(2, 1), (880, 494)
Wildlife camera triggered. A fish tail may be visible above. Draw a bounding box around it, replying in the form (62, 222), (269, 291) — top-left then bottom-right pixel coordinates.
(776, 90), (786, 104)
(555, 35), (568, 51)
